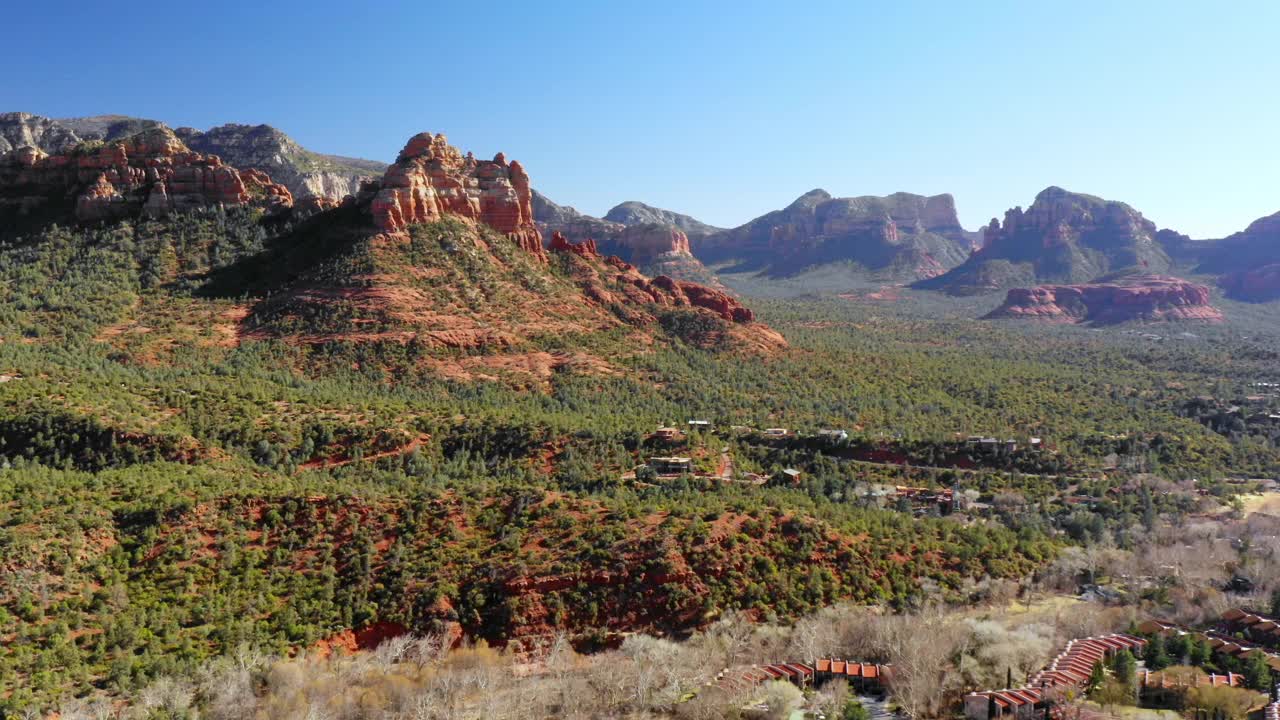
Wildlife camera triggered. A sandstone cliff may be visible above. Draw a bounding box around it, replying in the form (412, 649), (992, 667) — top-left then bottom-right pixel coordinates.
(0, 126), (292, 222)
(697, 189), (978, 280)
(922, 187), (1171, 294)
(0, 113), (385, 203)
(984, 275), (1222, 325)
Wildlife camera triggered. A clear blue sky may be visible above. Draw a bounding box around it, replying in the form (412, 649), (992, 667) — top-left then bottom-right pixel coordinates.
(5, 0), (1278, 237)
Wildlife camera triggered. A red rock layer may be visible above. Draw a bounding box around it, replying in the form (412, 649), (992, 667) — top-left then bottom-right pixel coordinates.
(985, 275), (1223, 324)
(0, 127), (292, 221)
(1220, 264), (1280, 302)
(370, 132), (544, 259)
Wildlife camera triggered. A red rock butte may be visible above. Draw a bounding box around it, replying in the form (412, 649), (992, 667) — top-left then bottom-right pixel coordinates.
(985, 275), (1223, 325)
(370, 132), (544, 259)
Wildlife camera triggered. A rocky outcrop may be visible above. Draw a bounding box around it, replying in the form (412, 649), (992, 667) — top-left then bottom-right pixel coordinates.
(923, 187), (1171, 294)
(0, 126), (292, 222)
(175, 123), (385, 201)
(0, 112), (83, 154)
(697, 189), (978, 279)
(371, 132), (544, 258)
(984, 275), (1222, 325)
(1220, 264), (1280, 302)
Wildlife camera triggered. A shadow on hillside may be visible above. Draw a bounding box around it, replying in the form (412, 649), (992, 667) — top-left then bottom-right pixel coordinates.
(199, 204), (371, 299)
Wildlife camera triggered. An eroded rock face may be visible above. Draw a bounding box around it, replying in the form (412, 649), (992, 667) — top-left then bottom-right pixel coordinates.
(371, 132), (544, 258)
(0, 126), (292, 221)
(176, 123), (385, 202)
(1220, 264), (1280, 302)
(984, 275), (1222, 324)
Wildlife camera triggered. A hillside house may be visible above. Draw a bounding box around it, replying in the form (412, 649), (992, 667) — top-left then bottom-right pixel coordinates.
(686, 419), (712, 430)
(762, 428), (790, 438)
(652, 427), (681, 441)
(647, 456), (693, 475)
(816, 429), (849, 442)
(779, 468), (802, 484)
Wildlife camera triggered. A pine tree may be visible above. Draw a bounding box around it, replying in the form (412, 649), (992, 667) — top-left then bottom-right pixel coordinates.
(1146, 634), (1171, 670)
(1113, 649), (1136, 685)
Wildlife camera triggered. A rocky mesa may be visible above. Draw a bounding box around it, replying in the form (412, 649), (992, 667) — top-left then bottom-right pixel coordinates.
(983, 275), (1223, 325)
(697, 189), (979, 280)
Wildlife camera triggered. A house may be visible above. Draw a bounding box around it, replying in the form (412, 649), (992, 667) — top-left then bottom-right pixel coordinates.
(687, 419), (712, 430)
(1140, 668), (1243, 708)
(816, 429), (849, 442)
(762, 428), (790, 438)
(647, 456), (693, 475)
(778, 468), (802, 484)
(652, 427), (681, 441)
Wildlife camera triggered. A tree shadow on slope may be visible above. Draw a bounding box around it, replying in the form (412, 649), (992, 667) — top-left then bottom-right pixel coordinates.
(198, 203), (372, 300)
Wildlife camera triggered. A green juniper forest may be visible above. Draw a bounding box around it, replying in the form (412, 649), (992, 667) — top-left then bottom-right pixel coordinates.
(6, 6), (1280, 719)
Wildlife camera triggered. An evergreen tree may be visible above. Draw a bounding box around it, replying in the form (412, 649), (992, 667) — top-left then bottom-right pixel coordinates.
(1113, 649), (1136, 685)
(1244, 651), (1272, 692)
(1146, 634), (1171, 670)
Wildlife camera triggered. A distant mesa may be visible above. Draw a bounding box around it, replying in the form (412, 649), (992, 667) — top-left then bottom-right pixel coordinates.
(984, 275), (1223, 325)
(695, 189), (979, 281)
(920, 186), (1171, 295)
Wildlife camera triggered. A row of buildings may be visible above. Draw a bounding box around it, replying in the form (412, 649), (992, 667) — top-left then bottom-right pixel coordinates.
(964, 634), (1148, 720)
(713, 659), (889, 694)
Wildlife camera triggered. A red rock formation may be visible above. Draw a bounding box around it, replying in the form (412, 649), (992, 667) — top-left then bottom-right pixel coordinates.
(0, 127), (292, 221)
(1220, 264), (1280, 302)
(548, 230), (599, 258)
(985, 275), (1223, 324)
(613, 224), (692, 264)
(370, 132), (544, 259)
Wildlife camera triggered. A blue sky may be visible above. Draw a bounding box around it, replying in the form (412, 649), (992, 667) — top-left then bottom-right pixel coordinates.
(5, 0), (1278, 237)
